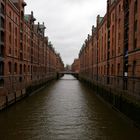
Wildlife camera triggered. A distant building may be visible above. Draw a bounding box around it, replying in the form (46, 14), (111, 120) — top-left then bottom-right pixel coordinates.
(71, 59), (80, 73)
(65, 64), (71, 72)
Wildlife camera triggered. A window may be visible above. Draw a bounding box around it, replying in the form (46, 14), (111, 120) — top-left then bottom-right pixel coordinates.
(21, 11), (24, 19)
(1, 3), (5, 14)
(20, 23), (23, 31)
(0, 79), (4, 87)
(9, 22), (11, 32)
(8, 62), (11, 73)
(15, 50), (17, 58)
(107, 51), (110, 59)
(28, 65), (30, 72)
(0, 62), (4, 75)
(15, 27), (17, 36)
(9, 11), (11, 17)
(107, 64), (110, 84)
(1, 17), (4, 28)
(14, 63), (17, 73)
(132, 61), (136, 76)
(118, 32), (121, 41)
(20, 53), (23, 60)
(111, 64), (114, 75)
(119, 4), (121, 14)
(24, 64), (26, 73)
(118, 46), (120, 53)
(20, 64), (22, 74)
(0, 45), (4, 57)
(20, 32), (23, 40)
(15, 38), (17, 48)
(108, 30), (110, 39)
(112, 25), (114, 35)
(15, 17), (17, 23)
(134, 20), (137, 32)
(134, 0), (138, 14)
(104, 65), (106, 75)
(112, 13), (115, 22)
(9, 47), (11, 55)
(9, 35), (11, 43)
(117, 63), (120, 75)
(101, 66), (103, 75)
(118, 18), (121, 29)
(134, 38), (137, 49)
(1, 31), (4, 42)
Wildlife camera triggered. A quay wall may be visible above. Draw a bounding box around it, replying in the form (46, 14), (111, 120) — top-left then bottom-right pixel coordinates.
(0, 75), (58, 111)
(79, 75), (140, 128)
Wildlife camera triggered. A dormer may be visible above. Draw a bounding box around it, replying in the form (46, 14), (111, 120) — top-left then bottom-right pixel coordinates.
(31, 11), (36, 22)
(97, 15), (103, 27)
(92, 25), (96, 36)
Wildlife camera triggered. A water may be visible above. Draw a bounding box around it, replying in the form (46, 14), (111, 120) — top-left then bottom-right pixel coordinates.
(0, 75), (140, 140)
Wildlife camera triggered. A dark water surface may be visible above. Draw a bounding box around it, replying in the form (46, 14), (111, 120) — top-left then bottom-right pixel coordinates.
(0, 75), (140, 140)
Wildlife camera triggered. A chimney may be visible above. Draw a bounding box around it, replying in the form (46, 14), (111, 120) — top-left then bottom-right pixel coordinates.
(88, 34), (90, 41)
(92, 25), (96, 35)
(96, 15), (100, 28)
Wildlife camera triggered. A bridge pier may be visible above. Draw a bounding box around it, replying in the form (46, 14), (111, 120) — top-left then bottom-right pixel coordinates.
(57, 73), (64, 79)
(72, 73), (79, 79)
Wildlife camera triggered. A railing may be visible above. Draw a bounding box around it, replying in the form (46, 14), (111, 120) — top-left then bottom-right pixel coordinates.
(59, 71), (79, 74)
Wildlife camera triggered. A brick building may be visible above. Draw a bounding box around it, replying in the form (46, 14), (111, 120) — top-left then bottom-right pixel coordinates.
(56, 53), (64, 73)
(0, 0), (5, 95)
(71, 58), (80, 73)
(79, 0), (140, 99)
(0, 0), (64, 109)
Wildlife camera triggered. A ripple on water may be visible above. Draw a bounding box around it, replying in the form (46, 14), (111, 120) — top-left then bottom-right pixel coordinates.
(0, 75), (140, 140)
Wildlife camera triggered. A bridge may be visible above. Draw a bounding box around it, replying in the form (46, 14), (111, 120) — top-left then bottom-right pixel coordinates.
(57, 71), (79, 79)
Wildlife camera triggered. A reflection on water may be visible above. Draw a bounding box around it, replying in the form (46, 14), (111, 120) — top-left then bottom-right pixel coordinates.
(0, 75), (140, 140)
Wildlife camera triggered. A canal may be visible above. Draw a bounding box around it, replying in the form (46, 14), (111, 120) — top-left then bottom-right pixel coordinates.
(0, 75), (140, 140)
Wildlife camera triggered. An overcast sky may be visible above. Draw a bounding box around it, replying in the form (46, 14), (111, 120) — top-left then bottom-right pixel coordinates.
(25, 0), (106, 65)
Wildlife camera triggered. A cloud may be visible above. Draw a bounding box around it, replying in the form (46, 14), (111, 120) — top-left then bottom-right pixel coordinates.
(25, 0), (106, 65)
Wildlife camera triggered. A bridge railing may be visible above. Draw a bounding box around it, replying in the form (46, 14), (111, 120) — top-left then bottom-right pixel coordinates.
(58, 71), (79, 74)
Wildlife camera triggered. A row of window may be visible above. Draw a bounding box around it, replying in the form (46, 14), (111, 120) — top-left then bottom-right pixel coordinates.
(8, 9), (19, 25)
(9, 22), (18, 35)
(7, 62), (51, 75)
(80, 60), (137, 77)
(8, 62), (30, 74)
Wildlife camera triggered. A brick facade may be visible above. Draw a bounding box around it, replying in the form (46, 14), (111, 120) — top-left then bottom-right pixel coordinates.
(0, 0), (64, 107)
(79, 0), (140, 99)
(71, 58), (80, 73)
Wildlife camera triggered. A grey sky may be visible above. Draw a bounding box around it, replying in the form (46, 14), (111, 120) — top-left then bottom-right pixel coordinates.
(25, 0), (106, 65)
